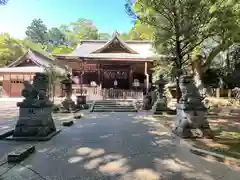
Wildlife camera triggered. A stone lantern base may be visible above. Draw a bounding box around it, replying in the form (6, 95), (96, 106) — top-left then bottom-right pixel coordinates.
(152, 97), (167, 114)
(6, 100), (60, 141)
(62, 98), (76, 112)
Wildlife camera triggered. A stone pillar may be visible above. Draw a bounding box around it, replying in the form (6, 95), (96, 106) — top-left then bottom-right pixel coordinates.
(174, 75), (213, 138)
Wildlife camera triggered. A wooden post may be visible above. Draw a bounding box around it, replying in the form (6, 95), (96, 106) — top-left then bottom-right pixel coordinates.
(129, 66), (133, 89)
(228, 89), (232, 99)
(98, 64), (101, 85)
(216, 88), (220, 98)
(144, 62), (149, 92)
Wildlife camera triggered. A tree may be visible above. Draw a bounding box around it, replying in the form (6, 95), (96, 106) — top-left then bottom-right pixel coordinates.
(98, 33), (111, 40)
(0, 33), (25, 66)
(119, 21), (153, 40)
(126, 0), (239, 100)
(127, 21), (154, 40)
(22, 40), (54, 60)
(44, 65), (65, 103)
(51, 45), (75, 54)
(58, 19), (99, 46)
(48, 27), (66, 46)
(25, 18), (48, 44)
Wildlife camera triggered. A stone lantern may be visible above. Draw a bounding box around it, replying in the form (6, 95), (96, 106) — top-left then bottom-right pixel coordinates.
(61, 73), (76, 112)
(152, 74), (167, 114)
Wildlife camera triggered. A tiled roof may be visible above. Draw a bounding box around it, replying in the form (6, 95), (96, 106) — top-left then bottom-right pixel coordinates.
(70, 41), (155, 58)
(55, 33), (157, 60)
(7, 49), (67, 74)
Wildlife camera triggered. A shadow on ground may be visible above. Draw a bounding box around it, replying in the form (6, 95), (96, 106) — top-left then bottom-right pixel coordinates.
(0, 112), (239, 180)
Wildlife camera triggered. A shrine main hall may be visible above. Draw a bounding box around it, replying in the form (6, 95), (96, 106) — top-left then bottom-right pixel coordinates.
(0, 33), (159, 99)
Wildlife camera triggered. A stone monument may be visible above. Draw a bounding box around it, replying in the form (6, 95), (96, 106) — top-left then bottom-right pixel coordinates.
(11, 73), (58, 140)
(174, 75), (213, 138)
(61, 74), (76, 112)
(152, 75), (167, 114)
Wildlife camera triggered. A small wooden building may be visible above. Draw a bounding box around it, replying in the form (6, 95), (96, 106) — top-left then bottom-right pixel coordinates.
(0, 49), (66, 97)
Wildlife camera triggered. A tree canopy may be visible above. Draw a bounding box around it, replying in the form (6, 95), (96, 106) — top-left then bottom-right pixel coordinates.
(125, 0), (240, 99)
(25, 18), (48, 44)
(127, 0), (239, 70)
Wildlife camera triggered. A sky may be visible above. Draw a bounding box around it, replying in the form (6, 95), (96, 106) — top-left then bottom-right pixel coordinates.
(0, 0), (134, 39)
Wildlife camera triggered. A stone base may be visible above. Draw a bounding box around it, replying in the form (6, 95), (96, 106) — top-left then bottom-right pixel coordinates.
(0, 129), (14, 140)
(152, 98), (166, 115)
(62, 121), (74, 127)
(6, 129), (61, 141)
(142, 96), (151, 110)
(8, 145), (35, 162)
(13, 106), (57, 138)
(74, 114), (82, 119)
(62, 99), (76, 112)
(57, 108), (80, 114)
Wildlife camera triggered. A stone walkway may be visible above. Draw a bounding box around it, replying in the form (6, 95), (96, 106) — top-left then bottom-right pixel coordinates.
(0, 112), (239, 180)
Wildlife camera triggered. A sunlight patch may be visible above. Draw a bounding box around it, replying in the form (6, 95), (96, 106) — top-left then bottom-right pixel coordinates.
(38, 148), (49, 153)
(104, 154), (123, 161)
(184, 172), (214, 180)
(84, 158), (104, 170)
(100, 134), (114, 139)
(88, 148), (105, 158)
(68, 156), (83, 164)
(99, 158), (129, 175)
(155, 158), (193, 172)
(76, 147), (92, 155)
(0, 126), (11, 130)
(149, 131), (170, 136)
(120, 168), (160, 180)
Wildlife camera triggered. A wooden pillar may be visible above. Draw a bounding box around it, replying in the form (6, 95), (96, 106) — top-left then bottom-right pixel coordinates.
(129, 65), (133, 89)
(98, 64), (101, 85)
(144, 62), (149, 92)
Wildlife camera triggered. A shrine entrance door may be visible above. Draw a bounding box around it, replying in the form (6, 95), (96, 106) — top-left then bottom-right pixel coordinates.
(102, 65), (129, 89)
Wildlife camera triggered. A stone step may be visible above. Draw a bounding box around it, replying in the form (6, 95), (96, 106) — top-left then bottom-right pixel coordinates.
(94, 102), (133, 104)
(94, 105), (135, 108)
(94, 101), (134, 105)
(95, 100), (134, 102)
(92, 109), (137, 112)
(93, 107), (136, 110)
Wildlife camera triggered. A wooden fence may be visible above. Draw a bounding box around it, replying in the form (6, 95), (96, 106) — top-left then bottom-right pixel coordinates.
(72, 85), (144, 101)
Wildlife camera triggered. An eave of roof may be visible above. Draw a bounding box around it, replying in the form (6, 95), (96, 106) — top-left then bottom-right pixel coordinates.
(0, 66), (45, 73)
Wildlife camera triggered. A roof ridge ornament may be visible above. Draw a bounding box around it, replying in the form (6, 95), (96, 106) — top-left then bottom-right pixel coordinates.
(113, 31), (120, 37)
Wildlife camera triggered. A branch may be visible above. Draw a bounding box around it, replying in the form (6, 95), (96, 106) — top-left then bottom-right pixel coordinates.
(203, 40), (233, 71)
(182, 32), (216, 56)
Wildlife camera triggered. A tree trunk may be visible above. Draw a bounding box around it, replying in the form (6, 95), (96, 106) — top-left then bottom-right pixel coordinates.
(52, 85), (55, 103)
(176, 76), (181, 102)
(192, 58), (204, 95)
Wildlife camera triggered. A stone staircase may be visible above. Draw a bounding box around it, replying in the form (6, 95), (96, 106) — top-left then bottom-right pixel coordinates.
(90, 100), (137, 112)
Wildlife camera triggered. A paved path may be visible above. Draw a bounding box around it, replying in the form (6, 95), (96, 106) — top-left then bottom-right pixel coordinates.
(0, 112), (239, 180)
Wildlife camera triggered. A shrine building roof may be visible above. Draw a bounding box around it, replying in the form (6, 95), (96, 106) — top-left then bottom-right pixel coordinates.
(54, 32), (167, 61)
